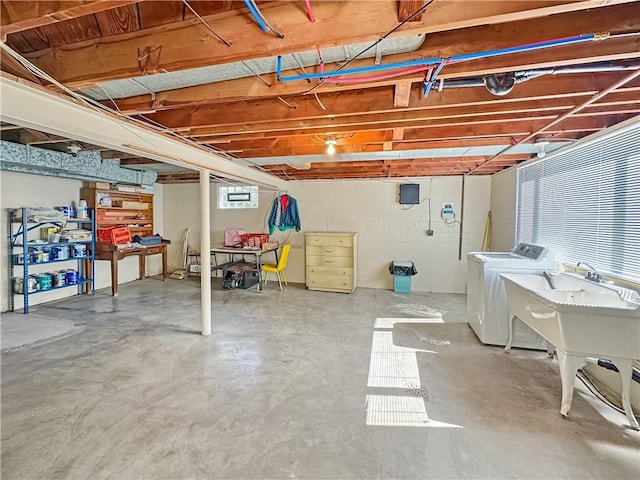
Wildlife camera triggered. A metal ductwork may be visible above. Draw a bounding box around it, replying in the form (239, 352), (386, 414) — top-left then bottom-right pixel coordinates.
(0, 140), (157, 185)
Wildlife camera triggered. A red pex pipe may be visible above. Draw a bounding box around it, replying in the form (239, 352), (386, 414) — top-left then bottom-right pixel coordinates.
(324, 65), (429, 84)
(304, 0), (316, 23)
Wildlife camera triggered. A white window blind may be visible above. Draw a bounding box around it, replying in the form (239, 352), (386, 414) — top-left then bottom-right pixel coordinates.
(516, 119), (640, 283)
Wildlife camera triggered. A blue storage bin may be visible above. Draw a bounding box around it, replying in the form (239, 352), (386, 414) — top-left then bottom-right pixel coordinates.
(393, 274), (412, 294)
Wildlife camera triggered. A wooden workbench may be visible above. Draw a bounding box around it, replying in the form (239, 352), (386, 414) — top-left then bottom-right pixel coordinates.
(93, 240), (170, 296)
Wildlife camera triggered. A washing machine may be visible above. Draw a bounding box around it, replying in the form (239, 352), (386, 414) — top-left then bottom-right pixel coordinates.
(467, 243), (556, 350)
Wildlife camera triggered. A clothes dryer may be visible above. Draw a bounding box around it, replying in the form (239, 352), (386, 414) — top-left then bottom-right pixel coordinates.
(467, 243), (556, 350)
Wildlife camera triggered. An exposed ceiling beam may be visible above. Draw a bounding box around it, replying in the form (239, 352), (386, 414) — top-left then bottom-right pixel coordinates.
(398, 1), (427, 22)
(195, 115), (626, 143)
(0, 46), (43, 84)
(146, 75), (640, 132)
(111, 4), (640, 113)
(170, 98), (640, 140)
(393, 83), (413, 108)
(21, 0), (636, 89)
(469, 67), (640, 172)
(1, 0), (144, 36)
(100, 151), (144, 160)
(119, 158), (164, 165)
(0, 73), (287, 189)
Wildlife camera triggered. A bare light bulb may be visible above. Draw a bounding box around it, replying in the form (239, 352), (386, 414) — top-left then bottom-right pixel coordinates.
(326, 143), (336, 155)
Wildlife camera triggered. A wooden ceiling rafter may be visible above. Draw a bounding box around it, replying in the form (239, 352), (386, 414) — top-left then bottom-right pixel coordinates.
(2, 0), (639, 181)
(0, 0), (144, 36)
(147, 74), (640, 132)
(153, 94), (640, 145)
(16, 0), (636, 89)
(107, 3), (640, 114)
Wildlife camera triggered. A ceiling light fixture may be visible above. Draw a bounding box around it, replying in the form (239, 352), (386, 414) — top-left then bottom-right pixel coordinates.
(325, 135), (337, 155)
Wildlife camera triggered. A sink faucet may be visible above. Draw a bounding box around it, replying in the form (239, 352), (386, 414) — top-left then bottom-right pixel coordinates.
(577, 261), (604, 283)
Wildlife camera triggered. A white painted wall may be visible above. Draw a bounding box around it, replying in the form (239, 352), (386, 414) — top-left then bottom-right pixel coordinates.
(162, 176), (491, 294)
(162, 183), (279, 274)
(489, 167), (517, 251)
(0, 171), (163, 312)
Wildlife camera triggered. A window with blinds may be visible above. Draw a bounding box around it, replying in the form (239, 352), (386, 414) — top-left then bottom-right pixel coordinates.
(516, 119), (640, 283)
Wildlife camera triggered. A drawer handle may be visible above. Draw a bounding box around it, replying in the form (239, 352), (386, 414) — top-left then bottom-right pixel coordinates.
(324, 260), (333, 264)
(325, 249), (334, 252)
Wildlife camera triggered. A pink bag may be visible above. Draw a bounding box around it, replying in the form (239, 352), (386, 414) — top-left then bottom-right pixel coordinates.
(224, 228), (247, 247)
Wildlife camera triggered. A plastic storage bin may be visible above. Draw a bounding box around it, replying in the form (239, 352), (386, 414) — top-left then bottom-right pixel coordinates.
(240, 233), (270, 248)
(98, 226), (131, 245)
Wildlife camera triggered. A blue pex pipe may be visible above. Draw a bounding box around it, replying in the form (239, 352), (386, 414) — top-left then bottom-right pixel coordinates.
(423, 61), (446, 98)
(244, 0), (268, 32)
(278, 33), (598, 83)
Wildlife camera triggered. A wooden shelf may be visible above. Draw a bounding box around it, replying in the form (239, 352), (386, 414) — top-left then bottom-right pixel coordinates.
(82, 188), (155, 242)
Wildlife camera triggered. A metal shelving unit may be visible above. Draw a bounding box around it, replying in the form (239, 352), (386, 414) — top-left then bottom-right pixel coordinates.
(7, 207), (95, 313)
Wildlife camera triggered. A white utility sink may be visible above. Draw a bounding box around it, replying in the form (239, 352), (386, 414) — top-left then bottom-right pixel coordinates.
(500, 272), (640, 430)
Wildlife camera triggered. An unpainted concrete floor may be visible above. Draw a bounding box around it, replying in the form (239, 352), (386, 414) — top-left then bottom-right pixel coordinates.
(1, 277), (639, 479)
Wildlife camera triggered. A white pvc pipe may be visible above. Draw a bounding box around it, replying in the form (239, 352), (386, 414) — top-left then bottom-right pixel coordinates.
(200, 169), (212, 336)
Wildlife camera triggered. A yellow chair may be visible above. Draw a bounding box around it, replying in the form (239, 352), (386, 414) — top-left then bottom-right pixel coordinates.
(261, 243), (291, 290)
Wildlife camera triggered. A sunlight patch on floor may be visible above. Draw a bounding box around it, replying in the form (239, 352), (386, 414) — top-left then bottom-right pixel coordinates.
(365, 317), (462, 429)
(366, 394), (463, 428)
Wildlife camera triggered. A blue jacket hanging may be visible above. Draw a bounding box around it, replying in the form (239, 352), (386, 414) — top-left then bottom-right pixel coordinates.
(268, 194), (301, 234)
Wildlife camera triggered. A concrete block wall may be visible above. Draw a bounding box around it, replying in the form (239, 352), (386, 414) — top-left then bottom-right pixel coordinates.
(163, 176), (491, 294)
(161, 183), (277, 274)
(0, 171), (163, 312)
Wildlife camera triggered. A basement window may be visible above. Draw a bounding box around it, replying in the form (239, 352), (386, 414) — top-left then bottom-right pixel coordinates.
(217, 185), (259, 209)
(516, 120), (640, 283)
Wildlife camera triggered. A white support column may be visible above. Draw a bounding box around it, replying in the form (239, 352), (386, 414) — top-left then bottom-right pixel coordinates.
(200, 169), (212, 336)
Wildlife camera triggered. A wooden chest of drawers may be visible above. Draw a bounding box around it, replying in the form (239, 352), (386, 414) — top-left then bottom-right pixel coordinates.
(305, 232), (357, 293)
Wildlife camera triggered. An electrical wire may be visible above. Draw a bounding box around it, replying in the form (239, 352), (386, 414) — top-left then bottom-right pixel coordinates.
(576, 370), (626, 415)
(250, 0), (285, 38)
(313, 93), (327, 111)
(0, 42), (276, 177)
(182, 0), (231, 46)
(129, 78), (156, 101)
(243, 0), (268, 32)
(302, 0), (436, 94)
(277, 96), (297, 108)
(291, 53), (311, 83)
(240, 61), (272, 87)
(244, 0), (285, 38)
(323, 65), (429, 84)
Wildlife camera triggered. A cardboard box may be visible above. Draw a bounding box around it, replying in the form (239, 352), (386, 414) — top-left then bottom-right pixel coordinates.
(115, 184), (144, 193)
(189, 264), (201, 273)
(122, 201), (150, 209)
(86, 182), (111, 189)
(41, 227), (58, 241)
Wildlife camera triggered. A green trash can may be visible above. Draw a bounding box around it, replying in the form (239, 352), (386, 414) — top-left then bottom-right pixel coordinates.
(393, 274), (412, 293)
(389, 261), (417, 294)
